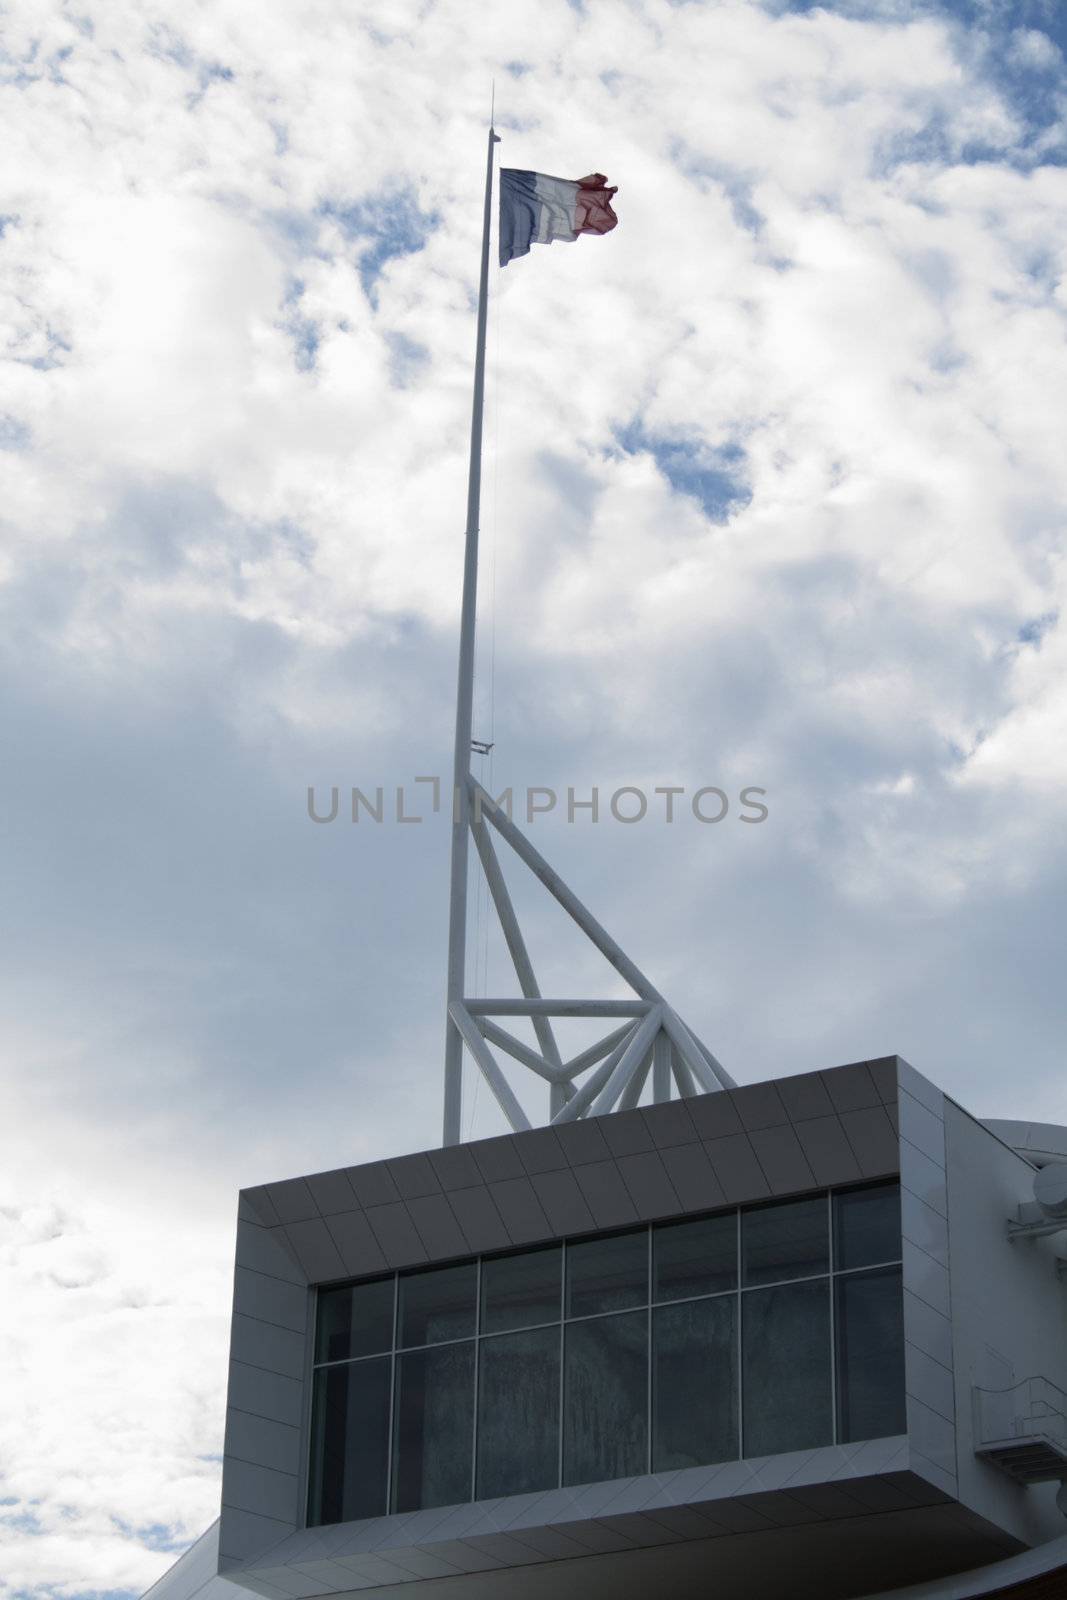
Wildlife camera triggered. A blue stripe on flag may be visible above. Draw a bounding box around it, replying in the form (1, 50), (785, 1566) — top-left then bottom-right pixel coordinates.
(499, 169), (539, 267)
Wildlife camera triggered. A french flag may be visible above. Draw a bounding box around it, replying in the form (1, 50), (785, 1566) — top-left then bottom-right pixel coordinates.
(499, 170), (619, 267)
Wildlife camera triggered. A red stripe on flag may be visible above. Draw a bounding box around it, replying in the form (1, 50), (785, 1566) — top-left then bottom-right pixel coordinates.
(574, 174), (619, 238)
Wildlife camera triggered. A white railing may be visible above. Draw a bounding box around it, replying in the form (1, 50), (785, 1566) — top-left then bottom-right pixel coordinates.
(973, 1377), (1067, 1483)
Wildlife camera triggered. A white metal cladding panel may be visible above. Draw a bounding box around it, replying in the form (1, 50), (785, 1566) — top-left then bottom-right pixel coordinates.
(942, 1103), (1067, 1553)
(234, 1268), (308, 1333)
(230, 1439), (933, 1596)
(220, 1216), (312, 1566)
(899, 1069), (957, 1501)
(225, 1411), (302, 1479)
(220, 1059), (903, 1579)
(141, 1522), (280, 1600)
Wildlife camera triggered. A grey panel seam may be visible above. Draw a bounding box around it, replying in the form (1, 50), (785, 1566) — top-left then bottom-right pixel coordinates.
(225, 1399), (299, 1429)
(229, 1352), (303, 1382)
(487, 1527), (585, 1562)
(228, 1355), (303, 1384)
(838, 1116), (898, 1177)
(224, 1454), (301, 1479)
(902, 1281), (950, 1322)
(218, 1510), (294, 1531)
(735, 1137), (776, 1196)
(240, 1216), (302, 1240)
(938, 1113), (958, 1485)
(232, 1308), (308, 1337)
(228, 1405), (302, 1434)
(219, 1509), (296, 1534)
(897, 1088), (945, 1129)
(902, 1236), (950, 1280)
(911, 1449), (958, 1484)
(903, 1341), (952, 1380)
(898, 1135), (945, 1175)
(385, 1553), (465, 1578)
(237, 1259), (312, 1291)
(904, 1393), (955, 1430)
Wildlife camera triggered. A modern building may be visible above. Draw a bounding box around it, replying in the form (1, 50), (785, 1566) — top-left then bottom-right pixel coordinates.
(144, 1054), (1067, 1600)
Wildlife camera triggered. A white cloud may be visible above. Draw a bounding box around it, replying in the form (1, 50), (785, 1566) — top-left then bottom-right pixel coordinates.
(3, 0), (1067, 1593)
(0, 1193), (229, 1599)
(1009, 25), (1062, 71)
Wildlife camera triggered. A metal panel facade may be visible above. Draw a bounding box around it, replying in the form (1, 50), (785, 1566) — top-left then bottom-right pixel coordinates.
(217, 1060), (960, 1590)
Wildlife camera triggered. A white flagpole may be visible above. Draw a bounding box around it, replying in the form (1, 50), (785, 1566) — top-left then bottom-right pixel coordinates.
(443, 122), (500, 1145)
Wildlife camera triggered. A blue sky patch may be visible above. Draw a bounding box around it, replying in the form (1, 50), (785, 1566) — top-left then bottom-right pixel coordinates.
(2, 35), (75, 89)
(385, 331), (429, 388)
(1, 1505), (43, 1535)
(109, 1517), (188, 1554)
(764, 0), (1067, 167)
(669, 144), (765, 236)
(146, 23), (235, 108)
(615, 423), (752, 522)
(0, 413), (31, 450)
(1017, 610), (1058, 646)
(13, 327), (72, 371)
(319, 188), (439, 304)
(280, 277), (319, 372)
(263, 208), (319, 257)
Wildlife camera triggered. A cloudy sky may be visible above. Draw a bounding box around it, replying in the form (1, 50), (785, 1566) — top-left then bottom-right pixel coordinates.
(2, 0), (1066, 1594)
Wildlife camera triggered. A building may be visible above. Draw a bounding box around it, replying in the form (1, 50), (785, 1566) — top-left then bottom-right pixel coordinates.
(144, 1055), (1067, 1600)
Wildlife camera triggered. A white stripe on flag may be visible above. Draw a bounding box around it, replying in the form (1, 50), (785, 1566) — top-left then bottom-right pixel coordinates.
(530, 174), (581, 246)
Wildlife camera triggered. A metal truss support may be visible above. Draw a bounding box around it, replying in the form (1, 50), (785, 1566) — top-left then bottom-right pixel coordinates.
(443, 774), (735, 1143)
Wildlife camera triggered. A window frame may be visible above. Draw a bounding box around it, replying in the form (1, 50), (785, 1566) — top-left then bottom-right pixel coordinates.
(306, 1180), (903, 1527)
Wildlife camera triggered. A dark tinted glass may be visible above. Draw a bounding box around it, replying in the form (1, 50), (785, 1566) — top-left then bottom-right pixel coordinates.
(654, 1213), (737, 1302)
(742, 1279), (832, 1456)
(476, 1326), (561, 1497)
(481, 1246), (562, 1334)
(307, 1357), (391, 1525)
(836, 1267), (906, 1441)
(834, 1183), (902, 1271)
(742, 1196), (829, 1286)
(563, 1312), (647, 1485)
(315, 1278), (394, 1363)
(653, 1297), (737, 1471)
(398, 1262), (477, 1347)
(392, 1341), (475, 1511)
(566, 1230), (647, 1318)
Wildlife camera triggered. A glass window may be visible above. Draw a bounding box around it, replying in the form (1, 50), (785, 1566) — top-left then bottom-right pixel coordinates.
(654, 1213), (737, 1303)
(481, 1246), (562, 1335)
(834, 1182), (901, 1272)
(742, 1195), (829, 1287)
(307, 1356), (391, 1524)
(392, 1341), (475, 1512)
(836, 1267), (906, 1441)
(476, 1326), (561, 1498)
(566, 1229), (647, 1319)
(315, 1278), (393, 1364)
(308, 1186), (908, 1523)
(563, 1312), (647, 1485)
(742, 1279), (832, 1456)
(653, 1297), (737, 1471)
(398, 1262), (477, 1348)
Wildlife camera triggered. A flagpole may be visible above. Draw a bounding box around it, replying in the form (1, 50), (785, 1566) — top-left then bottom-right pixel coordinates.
(443, 122), (500, 1146)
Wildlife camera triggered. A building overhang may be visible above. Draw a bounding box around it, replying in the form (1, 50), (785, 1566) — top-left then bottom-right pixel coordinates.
(214, 1055), (1059, 1600)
